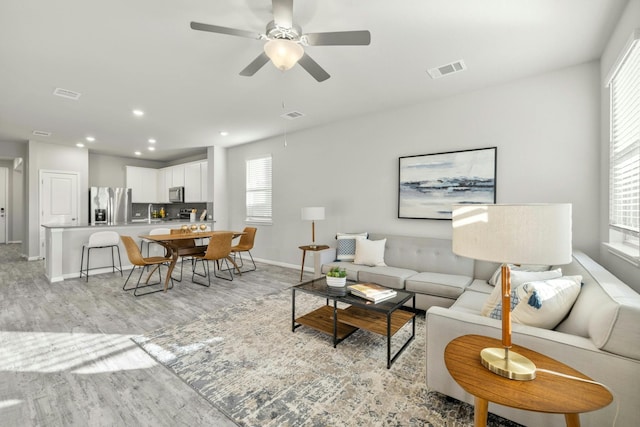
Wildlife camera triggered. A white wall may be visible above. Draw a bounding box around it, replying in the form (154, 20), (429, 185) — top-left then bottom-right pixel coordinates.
(27, 141), (89, 259)
(226, 61), (601, 271)
(599, 0), (640, 292)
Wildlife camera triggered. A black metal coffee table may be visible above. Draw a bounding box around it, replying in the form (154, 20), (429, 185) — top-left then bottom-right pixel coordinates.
(292, 277), (416, 368)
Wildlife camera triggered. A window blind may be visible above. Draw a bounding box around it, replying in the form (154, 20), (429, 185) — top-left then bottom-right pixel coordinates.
(609, 34), (640, 247)
(246, 155), (272, 223)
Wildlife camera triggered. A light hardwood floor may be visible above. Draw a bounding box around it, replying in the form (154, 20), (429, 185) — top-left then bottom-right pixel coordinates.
(0, 244), (302, 426)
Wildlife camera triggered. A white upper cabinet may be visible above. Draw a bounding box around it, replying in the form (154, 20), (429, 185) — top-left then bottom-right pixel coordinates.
(157, 168), (169, 203)
(171, 164), (185, 187)
(126, 166), (158, 203)
(184, 162), (201, 202)
(201, 161), (209, 202)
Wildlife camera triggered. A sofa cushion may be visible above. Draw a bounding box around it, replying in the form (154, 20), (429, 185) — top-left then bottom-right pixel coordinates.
(336, 232), (368, 261)
(466, 279), (494, 294)
(321, 261), (375, 281)
(481, 268), (563, 316)
(405, 272), (473, 300)
(354, 238), (387, 267)
(510, 276), (582, 329)
(358, 266), (417, 290)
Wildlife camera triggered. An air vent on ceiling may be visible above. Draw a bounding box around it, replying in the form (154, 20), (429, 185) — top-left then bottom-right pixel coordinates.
(53, 87), (82, 100)
(32, 130), (51, 137)
(427, 60), (467, 79)
(280, 110), (305, 120)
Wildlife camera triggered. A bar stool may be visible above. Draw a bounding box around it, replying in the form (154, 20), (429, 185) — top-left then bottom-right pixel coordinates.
(79, 231), (123, 281)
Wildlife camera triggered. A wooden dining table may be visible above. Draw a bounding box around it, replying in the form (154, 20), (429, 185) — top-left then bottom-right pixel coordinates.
(139, 230), (245, 292)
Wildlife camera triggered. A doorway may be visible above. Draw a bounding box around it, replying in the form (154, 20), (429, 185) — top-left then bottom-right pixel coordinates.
(39, 170), (80, 258)
(0, 167), (7, 244)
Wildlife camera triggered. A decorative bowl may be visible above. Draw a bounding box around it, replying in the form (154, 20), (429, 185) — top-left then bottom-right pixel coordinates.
(326, 276), (347, 287)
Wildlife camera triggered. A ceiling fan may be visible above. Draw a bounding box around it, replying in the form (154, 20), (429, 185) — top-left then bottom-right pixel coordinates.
(190, 0), (371, 82)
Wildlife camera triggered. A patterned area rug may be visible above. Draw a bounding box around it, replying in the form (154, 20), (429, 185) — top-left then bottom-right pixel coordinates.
(133, 290), (522, 427)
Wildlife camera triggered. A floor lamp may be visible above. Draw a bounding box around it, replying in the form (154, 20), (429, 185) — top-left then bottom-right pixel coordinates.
(452, 204), (572, 380)
(301, 207), (325, 249)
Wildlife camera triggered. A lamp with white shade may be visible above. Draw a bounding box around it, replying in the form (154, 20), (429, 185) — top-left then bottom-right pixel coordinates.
(452, 203), (572, 380)
(301, 207), (325, 249)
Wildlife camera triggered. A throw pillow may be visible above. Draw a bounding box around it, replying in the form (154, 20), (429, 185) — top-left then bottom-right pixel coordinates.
(511, 276), (582, 329)
(353, 238), (387, 267)
(336, 232), (368, 261)
(480, 268), (563, 316)
(487, 264), (552, 286)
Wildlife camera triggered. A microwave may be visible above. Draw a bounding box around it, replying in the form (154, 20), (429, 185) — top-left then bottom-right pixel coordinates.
(169, 186), (184, 203)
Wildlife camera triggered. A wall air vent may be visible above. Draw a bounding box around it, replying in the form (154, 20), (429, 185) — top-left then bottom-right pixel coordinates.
(427, 60), (467, 79)
(280, 110), (305, 120)
(53, 87), (82, 100)
(32, 130), (51, 137)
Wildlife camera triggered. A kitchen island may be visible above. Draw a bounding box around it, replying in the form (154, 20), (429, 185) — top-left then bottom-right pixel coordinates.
(42, 220), (215, 283)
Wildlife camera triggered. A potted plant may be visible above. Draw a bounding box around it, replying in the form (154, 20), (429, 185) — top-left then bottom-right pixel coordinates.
(326, 266), (347, 287)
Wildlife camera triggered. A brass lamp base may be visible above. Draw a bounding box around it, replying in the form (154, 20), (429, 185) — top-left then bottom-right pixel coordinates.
(480, 347), (536, 381)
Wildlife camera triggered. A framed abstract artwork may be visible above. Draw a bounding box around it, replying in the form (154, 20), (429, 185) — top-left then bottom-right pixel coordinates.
(398, 147), (497, 220)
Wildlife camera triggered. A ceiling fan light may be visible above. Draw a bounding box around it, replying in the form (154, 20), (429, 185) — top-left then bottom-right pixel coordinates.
(264, 39), (304, 71)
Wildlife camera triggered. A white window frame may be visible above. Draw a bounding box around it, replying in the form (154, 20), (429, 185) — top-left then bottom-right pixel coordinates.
(605, 29), (640, 265)
(245, 155), (272, 225)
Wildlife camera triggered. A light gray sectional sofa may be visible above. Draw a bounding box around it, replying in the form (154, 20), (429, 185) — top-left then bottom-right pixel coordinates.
(320, 233), (640, 427)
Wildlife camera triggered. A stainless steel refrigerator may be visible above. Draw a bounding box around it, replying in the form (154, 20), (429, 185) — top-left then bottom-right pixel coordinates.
(89, 187), (132, 225)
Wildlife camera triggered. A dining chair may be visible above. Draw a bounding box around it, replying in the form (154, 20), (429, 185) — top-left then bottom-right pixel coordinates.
(230, 226), (257, 272)
(191, 231), (236, 285)
(121, 235), (174, 296)
(169, 228), (206, 282)
(141, 227), (171, 258)
(79, 231), (123, 281)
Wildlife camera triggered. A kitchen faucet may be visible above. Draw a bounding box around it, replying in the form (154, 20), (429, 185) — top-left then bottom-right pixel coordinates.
(147, 203), (153, 223)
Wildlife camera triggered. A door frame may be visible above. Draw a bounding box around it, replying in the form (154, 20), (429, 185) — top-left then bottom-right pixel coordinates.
(39, 169), (81, 258)
(0, 167), (7, 244)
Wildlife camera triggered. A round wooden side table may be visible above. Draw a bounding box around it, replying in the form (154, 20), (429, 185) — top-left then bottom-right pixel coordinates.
(444, 334), (612, 427)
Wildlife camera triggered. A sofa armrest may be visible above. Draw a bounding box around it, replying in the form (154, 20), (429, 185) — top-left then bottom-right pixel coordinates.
(426, 307), (638, 427)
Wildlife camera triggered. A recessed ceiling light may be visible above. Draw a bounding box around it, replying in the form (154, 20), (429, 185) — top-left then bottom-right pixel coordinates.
(148, 146), (155, 151)
(132, 109), (145, 117)
(148, 138), (156, 143)
(219, 131), (229, 136)
(134, 151), (142, 156)
(86, 136), (95, 142)
(76, 143), (84, 148)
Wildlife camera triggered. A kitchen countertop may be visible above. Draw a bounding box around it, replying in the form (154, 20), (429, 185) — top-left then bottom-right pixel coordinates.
(41, 219), (215, 229)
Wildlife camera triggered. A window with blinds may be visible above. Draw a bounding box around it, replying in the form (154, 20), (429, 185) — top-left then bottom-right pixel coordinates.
(246, 155), (272, 223)
(608, 30), (640, 261)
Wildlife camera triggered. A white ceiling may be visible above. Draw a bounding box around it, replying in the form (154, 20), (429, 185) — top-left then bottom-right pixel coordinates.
(0, 0), (628, 161)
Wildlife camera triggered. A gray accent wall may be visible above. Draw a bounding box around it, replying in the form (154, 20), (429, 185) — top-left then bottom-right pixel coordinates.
(225, 61), (602, 279)
(89, 153), (165, 188)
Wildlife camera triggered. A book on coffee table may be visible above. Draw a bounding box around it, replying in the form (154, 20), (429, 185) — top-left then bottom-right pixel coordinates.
(348, 283), (397, 303)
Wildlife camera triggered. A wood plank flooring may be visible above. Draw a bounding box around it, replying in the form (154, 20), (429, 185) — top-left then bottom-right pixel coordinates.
(0, 244), (303, 426)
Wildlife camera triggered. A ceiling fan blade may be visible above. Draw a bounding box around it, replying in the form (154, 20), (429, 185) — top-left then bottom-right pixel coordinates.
(272, 0), (293, 28)
(297, 53), (330, 82)
(305, 30), (371, 46)
(190, 22), (261, 40)
(239, 52), (270, 76)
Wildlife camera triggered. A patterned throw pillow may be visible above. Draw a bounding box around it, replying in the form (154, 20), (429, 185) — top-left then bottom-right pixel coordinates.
(336, 232), (368, 261)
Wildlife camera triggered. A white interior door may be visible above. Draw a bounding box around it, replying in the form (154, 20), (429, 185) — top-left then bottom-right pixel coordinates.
(0, 167), (7, 244)
(40, 170), (80, 257)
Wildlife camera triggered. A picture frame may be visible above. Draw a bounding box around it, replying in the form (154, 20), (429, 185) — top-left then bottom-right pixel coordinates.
(398, 147), (497, 220)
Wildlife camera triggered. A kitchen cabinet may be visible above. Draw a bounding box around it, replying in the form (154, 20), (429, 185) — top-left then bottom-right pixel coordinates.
(201, 161), (209, 202)
(184, 162), (201, 202)
(171, 164), (185, 187)
(157, 168), (169, 203)
(126, 166), (158, 203)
